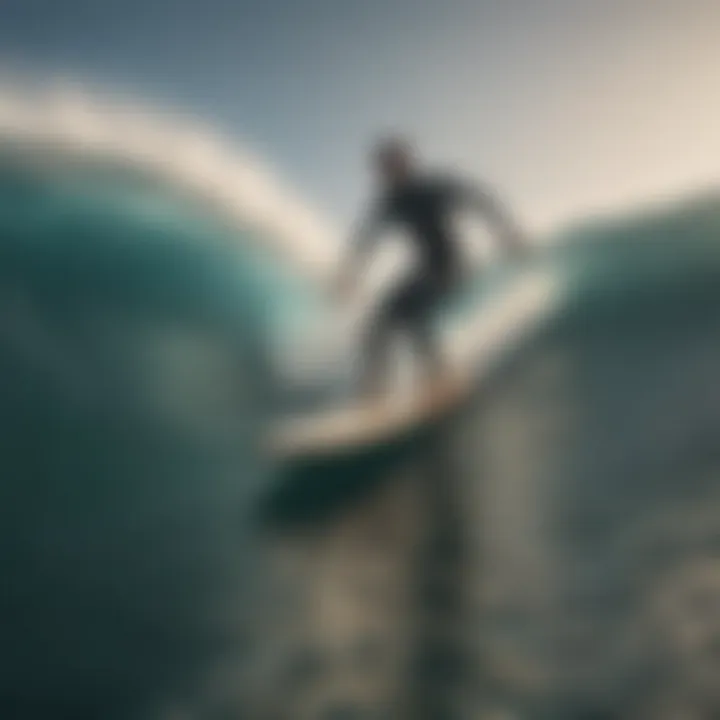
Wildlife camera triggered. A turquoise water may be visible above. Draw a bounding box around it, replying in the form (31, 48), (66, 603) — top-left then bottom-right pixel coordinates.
(0, 156), (310, 716)
(0, 155), (327, 355)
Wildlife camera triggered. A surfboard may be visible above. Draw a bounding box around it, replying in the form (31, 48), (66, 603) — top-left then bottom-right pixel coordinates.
(269, 267), (560, 464)
(269, 369), (471, 460)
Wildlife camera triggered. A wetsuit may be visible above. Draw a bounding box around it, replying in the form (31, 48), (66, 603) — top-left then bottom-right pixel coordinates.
(352, 173), (506, 393)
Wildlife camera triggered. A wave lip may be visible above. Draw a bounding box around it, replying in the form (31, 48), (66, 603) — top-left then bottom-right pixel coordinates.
(0, 78), (339, 281)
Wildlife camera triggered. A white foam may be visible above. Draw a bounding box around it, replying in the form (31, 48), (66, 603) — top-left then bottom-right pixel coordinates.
(0, 77), (340, 283)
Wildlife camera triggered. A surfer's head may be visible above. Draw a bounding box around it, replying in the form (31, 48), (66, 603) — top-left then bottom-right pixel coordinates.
(372, 136), (416, 187)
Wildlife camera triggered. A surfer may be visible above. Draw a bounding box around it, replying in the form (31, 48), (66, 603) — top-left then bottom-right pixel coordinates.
(335, 137), (526, 397)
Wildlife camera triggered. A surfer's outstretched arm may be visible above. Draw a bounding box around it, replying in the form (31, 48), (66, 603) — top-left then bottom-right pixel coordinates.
(460, 181), (527, 257)
(335, 202), (388, 296)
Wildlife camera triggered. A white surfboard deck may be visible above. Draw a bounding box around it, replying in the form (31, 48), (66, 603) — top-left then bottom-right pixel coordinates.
(269, 269), (560, 462)
(270, 370), (472, 460)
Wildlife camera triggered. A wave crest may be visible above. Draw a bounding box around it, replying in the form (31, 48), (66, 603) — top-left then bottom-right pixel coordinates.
(0, 77), (338, 280)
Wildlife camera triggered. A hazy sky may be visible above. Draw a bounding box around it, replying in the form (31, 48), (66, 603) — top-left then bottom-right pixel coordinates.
(1, 0), (719, 234)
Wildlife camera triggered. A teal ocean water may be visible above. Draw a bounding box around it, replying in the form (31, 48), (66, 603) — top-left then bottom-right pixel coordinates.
(0, 150), (319, 716)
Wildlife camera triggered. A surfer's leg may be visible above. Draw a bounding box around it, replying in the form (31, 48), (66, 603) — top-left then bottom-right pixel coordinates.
(361, 276), (416, 398)
(361, 296), (400, 398)
(361, 314), (392, 398)
(406, 273), (448, 385)
(412, 317), (444, 383)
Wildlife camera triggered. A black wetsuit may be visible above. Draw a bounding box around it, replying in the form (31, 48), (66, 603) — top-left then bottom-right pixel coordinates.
(355, 173), (479, 391)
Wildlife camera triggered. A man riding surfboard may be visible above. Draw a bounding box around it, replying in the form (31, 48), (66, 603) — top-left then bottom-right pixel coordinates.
(335, 137), (526, 397)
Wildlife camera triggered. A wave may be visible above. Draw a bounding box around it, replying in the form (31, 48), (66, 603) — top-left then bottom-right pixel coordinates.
(0, 78), (356, 385)
(0, 77), (339, 281)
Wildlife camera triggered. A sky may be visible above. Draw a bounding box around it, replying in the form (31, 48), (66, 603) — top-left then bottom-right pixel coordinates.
(0, 0), (719, 237)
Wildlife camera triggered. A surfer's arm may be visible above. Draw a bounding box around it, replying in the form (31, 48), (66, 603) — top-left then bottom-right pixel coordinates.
(457, 180), (527, 257)
(335, 203), (388, 295)
(350, 206), (386, 269)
